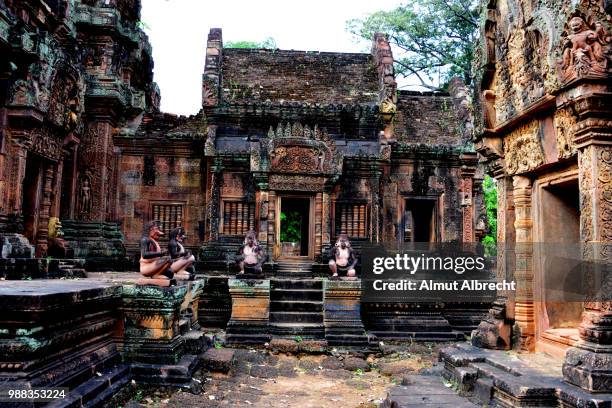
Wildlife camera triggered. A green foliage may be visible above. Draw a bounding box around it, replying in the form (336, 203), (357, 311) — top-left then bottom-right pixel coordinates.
(482, 175), (497, 256)
(225, 37), (277, 49)
(280, 211), (302, 243)
(347, 0), (478, 89)
(294, 335), (303, 343)
(214, 341), (223, 349)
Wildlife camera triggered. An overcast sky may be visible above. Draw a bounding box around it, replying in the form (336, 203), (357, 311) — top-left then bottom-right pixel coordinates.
(141, 0), (404, 115)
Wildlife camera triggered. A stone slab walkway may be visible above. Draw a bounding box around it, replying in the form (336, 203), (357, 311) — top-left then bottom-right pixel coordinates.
(381, 375), (478, 408)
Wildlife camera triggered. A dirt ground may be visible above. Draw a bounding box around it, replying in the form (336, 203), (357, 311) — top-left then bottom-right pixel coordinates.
(117, 342), (449, 408)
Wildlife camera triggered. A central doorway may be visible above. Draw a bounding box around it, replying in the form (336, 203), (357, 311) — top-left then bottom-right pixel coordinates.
(277, 195), (313, 259)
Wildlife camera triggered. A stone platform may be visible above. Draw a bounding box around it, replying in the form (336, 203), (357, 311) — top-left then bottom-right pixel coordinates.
(0, 277), (209, 406)
(440, 342), (612, 407)
(0, 280), (124, 407)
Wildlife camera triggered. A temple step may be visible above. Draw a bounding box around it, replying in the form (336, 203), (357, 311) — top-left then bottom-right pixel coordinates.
(269, 278), (324, 339)
(47, 364), (131, 408)
(370, 331), (465, 341)
(271, 279), (322, 290)
(270, 300), (323, 312)
(275, 261), (314, 277)
(270, 311), (323, 324)
(271, 288), (323, 302)
(270, 322), (325, 338)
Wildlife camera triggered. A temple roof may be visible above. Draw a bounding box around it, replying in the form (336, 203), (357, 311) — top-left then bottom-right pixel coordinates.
(220, 49), (379, 105)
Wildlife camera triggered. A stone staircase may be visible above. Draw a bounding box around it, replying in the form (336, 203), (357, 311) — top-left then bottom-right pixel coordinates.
(275, 260), (315, 278)
(440, 342), (612, 407)
(270, 277), (325, 339)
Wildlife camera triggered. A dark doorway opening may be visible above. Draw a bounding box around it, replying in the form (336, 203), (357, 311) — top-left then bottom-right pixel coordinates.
(21, 154), (43, 243)
(280, 197), (310, 257)
(540, 179), (582, 333)
(403, 199), (436, 242)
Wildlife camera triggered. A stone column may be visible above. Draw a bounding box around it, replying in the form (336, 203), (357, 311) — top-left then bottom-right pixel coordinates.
(315, 192), (323, 259)
(79, 120), (119, 222)
(35, 164), (54, 257)
(322, 190), (332, 250)
(512, 175), (535, 351)
(9, 138), (28, 217)
(370, 170), (382, 243)
(563, 143), (612, 392)
(323, 280), (368, 347)
(460, 152), (478, 243)
(206, 159), (222, 241)
(471, 174), (515, 350)
(226, 279), (271, 345)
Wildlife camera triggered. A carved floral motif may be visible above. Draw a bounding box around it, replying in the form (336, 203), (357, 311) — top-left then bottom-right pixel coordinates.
(503, 121), (544, 175)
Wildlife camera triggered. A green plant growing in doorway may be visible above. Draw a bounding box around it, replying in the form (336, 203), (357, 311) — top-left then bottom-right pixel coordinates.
(280, 211), (302, 243)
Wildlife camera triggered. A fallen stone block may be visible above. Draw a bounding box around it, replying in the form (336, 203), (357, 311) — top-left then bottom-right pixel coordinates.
(200, 348), (236, 373)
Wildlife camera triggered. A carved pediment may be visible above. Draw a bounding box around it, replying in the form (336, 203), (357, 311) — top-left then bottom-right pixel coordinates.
(262, 122), (342, 175)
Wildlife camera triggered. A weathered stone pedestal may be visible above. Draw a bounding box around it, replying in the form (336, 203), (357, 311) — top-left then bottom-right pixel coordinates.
(226, 278), (271, 345)
(470, 297), (512, 350)
(562, 301), (612, 393)
(323, 280), (369, 347)
(0, 281), (126, 407)
(121, 282), (205, 388)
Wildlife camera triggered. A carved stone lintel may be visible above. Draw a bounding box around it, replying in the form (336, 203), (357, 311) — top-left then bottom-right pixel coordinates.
(503, 121), (544, 175)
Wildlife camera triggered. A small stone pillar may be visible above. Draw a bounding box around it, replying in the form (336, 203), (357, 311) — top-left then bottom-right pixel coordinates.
(121, 284), (200, 388)
(323, 280), (369, 347)
(226, 279), (271, 345)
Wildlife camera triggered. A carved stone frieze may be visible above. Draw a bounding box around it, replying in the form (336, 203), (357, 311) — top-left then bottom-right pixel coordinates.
(268, 174), (326, 192)
(503, 121), (544, 175)
(553, 108), (578, 159)
(30, 132), (62, 161)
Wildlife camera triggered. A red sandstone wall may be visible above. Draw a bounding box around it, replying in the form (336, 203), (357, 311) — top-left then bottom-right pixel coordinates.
(118, 154), (204, 255)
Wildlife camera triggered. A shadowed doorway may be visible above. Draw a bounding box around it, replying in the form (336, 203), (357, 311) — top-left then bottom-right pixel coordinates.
(279, 197), (311, 257)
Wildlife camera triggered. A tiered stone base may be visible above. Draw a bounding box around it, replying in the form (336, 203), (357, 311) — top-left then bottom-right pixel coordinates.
(121, 282), (207, 389)
(0, 281), (125, 407)
(440, 342), (612, 407)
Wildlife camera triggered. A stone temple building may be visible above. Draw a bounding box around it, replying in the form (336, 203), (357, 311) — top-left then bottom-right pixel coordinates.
(438, 0), (612, 405)
(1, 0), (610, 406)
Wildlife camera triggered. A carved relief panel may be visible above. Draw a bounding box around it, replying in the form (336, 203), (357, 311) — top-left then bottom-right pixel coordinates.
(503, 121), (545, 175)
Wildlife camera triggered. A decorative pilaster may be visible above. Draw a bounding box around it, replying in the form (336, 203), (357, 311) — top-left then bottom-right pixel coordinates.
(460, 152), (478, 243)
(471, 174), (515, 350)
(563, 143), (612, 392)
(9, 138), (28, 217)
(206, 159), (222, 241)
(512, 175), (535, 351)
(322, 190), (331, 250)
(35, 164), (54, 257)
(226, 279), (271, 345)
